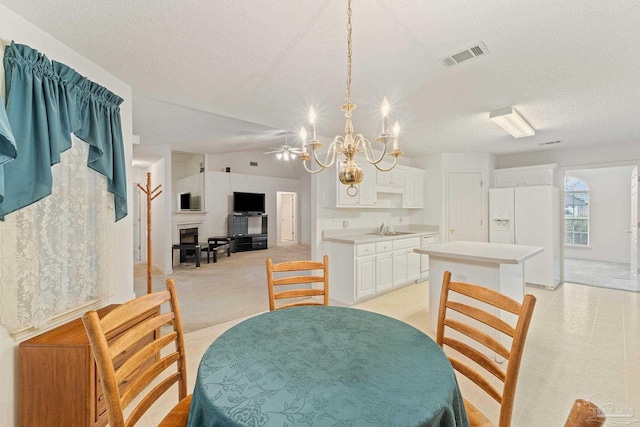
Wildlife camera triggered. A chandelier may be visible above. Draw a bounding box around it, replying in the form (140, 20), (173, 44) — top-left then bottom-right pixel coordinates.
(297, 0), (403, 197)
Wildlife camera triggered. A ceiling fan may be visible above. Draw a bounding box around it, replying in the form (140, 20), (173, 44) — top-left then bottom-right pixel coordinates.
(263, 132), (303, 161)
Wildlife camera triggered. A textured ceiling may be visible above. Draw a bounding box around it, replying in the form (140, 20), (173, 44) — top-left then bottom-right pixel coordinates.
(2, 0), (639, 163)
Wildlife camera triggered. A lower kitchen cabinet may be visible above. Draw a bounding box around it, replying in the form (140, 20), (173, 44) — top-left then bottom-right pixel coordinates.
(356, 254), (376, 299)
(326, 236), (421, 305)
(376, 252), (393, 293)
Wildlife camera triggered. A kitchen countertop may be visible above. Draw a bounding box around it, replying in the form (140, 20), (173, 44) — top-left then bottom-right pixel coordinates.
(413, 241), (543, 264)
(323, 226), (439, 244)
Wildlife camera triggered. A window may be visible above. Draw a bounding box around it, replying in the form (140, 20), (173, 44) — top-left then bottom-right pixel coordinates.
(564, 177), (589, 246)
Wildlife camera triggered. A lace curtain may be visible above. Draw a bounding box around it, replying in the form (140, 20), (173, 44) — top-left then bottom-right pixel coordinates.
(0, 136), (114, 331)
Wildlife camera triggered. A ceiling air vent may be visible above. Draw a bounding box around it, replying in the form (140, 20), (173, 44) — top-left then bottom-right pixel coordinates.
(438, 41), (489, 69)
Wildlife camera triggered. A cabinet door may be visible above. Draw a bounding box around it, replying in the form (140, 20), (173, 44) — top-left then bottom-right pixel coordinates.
(403, 174), (416, 207)
(358, 161), (377, 206)
(407, 250), (421, 283)
(392, 250), (408, 287)
(495, 172), (521, 188)
(413, 171), (424, 208)
(376, 252), (393, 292)
(336, 180), (359, 206)
(356, 255), (376, 299)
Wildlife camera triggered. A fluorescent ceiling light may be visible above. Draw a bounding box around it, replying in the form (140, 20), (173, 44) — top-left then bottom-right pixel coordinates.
(489, 107), (535, 138)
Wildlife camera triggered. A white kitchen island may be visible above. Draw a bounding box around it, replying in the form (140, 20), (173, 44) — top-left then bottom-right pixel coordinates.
(414, 241), (542, 331)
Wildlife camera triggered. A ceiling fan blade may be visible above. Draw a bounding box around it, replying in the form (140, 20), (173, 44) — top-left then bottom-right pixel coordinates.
(263, 150), (281, 155)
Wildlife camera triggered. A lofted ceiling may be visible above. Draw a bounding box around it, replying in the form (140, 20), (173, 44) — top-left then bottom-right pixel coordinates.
(2, 0), (639, 165)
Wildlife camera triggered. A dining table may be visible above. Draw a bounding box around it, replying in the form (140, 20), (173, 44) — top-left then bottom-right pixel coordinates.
(187, 306), (469, 427)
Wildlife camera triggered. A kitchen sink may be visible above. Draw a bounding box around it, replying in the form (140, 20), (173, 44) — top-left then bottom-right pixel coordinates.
(365, 231), (415, 236)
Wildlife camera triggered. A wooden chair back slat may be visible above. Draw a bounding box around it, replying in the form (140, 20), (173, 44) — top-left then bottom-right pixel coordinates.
(82, 279), (190, 427)
(109, 312), (175, 359)
(273, 275), (326, 286)
(115, 333), (177, 384)
(442, 337), (506, 382)
(449, 281), (521, 315)
(275, 289), (326, 299)
(443, 318), (510, 360)
(99, 291), (171, 334)
(446, 300), (516, 337)
(436, 271), (536, 427)
(266, 255), (329, 311)
(124, 372), (181, 427)
(272, 260), (326, 271)
(449, 358), (503, 403)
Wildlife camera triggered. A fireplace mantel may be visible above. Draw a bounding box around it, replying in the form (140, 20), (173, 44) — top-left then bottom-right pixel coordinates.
(173, 211), (208, 244)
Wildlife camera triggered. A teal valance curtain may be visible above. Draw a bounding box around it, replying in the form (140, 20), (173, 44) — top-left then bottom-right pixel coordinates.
(0, 42), (127, 221)
(0, 92), (17, 205)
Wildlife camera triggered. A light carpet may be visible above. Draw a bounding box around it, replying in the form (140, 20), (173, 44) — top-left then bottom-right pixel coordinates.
(134, 244), (311, 332)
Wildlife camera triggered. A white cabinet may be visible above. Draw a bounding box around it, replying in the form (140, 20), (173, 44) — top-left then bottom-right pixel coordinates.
(392, 250), (408, 287)
(408, 250), (421, 283)
(392, 237), (421, 287)
(376, 252), (393, 292)
(356, 254), (376, 300)
(419, 234), (440, 280)
(335, 161), (377, 207)
(325, 236), (422, 305)
(403, 169), (424, 208)
(494, 164), (558, 188)
(376, 163), (403, 188)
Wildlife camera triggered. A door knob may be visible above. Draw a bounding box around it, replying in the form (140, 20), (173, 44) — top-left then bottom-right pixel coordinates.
(450, 229), (455, 234)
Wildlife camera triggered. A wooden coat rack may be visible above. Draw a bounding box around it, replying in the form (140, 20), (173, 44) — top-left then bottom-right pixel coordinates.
(137, 172), (162, 294)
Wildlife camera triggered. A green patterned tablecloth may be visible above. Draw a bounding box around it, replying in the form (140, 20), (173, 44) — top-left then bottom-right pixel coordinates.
(188, 306), (469, 427)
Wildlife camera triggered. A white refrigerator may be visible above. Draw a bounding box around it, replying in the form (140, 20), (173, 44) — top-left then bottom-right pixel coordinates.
(489, 185), (560, 289)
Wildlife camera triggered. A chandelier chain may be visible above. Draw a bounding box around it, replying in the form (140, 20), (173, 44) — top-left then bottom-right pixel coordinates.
(345, 0), (352, 105)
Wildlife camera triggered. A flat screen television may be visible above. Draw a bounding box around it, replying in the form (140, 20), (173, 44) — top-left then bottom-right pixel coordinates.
(233, 192), (265, 213)
(179, 192), (191, 210)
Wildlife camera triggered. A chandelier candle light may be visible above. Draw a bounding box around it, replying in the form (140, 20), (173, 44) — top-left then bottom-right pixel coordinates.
(298, 0), (403, 197)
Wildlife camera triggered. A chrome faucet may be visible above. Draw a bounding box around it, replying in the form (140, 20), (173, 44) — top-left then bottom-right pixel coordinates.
(378, 221), (386, 235)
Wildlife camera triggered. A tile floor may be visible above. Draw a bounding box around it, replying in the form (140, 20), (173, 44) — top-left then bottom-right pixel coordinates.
(138, 280), (639, 426)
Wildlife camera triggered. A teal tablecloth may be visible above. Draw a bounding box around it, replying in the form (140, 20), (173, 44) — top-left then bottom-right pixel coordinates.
(188, 306), (469, 427)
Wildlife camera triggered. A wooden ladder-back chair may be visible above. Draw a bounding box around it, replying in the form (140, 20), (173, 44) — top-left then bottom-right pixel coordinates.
(436, 271), (537, 427)
(82, 278), (192, 427)
(266, 255), (329, 311)
(564, 399), (606, 427)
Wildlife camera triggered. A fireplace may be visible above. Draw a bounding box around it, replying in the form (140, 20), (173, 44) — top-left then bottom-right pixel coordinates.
(179, 227), (199, 262)
(172, 210), (207, 267)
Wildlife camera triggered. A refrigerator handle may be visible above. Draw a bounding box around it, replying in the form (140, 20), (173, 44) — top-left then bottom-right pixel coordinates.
(511, 204), (516, 244)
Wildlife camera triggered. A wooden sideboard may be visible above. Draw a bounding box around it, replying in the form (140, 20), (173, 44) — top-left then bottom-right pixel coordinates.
(19, 304), (157, 426)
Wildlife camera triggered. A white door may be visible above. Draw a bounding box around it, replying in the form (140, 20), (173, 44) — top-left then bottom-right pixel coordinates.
(280, 193), (295, 242)
(631, 166), (639, 287)
(447, 172), (483, 242)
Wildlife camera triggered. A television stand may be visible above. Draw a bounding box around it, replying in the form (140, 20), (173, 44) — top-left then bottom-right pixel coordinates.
(234, 234), (268, 252)
(228, 213), (268, 252)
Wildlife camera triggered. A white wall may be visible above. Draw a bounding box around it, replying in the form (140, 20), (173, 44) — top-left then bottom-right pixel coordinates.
(412, 152), (496, 242)
(565, 166), (634, 263)
(208, 149), (302, 179)
(0, 5), (134, 425)
(204, 171), (307, 247)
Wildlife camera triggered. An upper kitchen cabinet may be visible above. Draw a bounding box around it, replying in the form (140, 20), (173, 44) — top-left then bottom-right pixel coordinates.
(323, 161), (425, 209)
(334, 160), (377, 207)
(403, 168), (424, 208)
(494, 164), (558, 188)
(376, 162), (403, 190)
